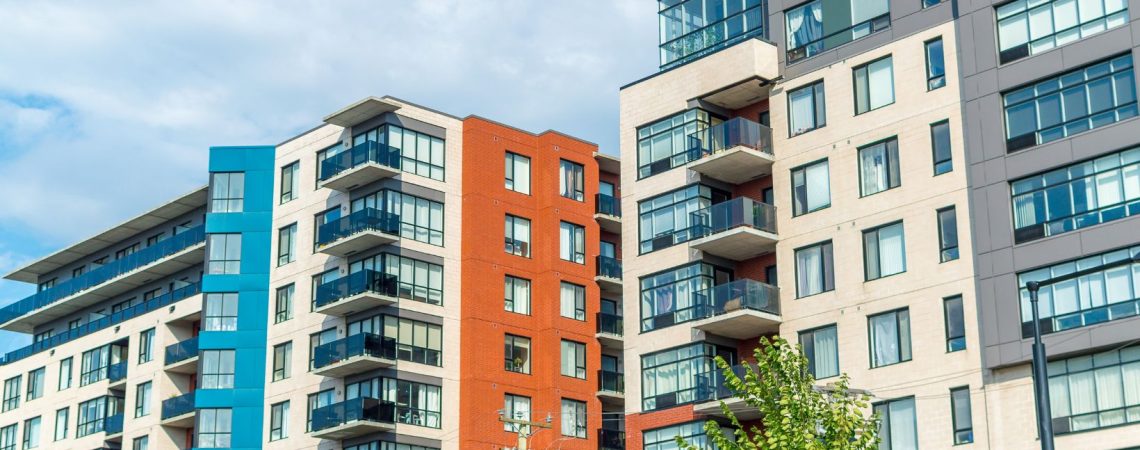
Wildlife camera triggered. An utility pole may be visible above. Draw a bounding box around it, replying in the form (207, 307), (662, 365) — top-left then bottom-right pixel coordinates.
(499, 411), (551, 450)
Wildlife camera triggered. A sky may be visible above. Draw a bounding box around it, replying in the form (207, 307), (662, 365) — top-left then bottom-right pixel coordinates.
(0, 0), (659, 354)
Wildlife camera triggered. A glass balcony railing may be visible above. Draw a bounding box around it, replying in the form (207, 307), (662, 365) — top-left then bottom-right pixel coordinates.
(314, 270), (398, 310)
(162, 392), (195, 420)
(104, 413), (124, 435)
(313, 333), (397, 369)
(310, 397), (396, 432)
(687, 117), (773, 159)
(690, 197), (776, 238)
(319, 141), (402, 182)
(0, 283), (200, 365)
(598, 370), (625, 393)
(316, 208), (400, 247)
(0, 225), (206, 326)
(596, 193), (621, 217)
(596, 256), (622, 279)
(107, 362), (127, 383)
(693, 279), (780, 319)
(165, 337), (198, 366)
(695, 364), (751, 403)
(597, 312), (623, 336)
(599, 428), (626, 450)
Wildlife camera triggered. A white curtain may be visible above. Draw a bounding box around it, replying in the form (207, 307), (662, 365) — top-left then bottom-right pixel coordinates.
(878, 224), (906, 276)
(814, 327), (838, 377)
(560, 283), (576, 318)
(1105, 266), (1132, 303)
(1097, 171), (1124, 206)
(1069, 371), (1098, 416)
(789, 87), (815, 134)
(424, 386), (441, 428)
(860, 144), (888, 194)
(871, 314), (899, 366)
(1049, 376), (1072, 418)
(1122, 163), (1139, 200)
(889, 398), (918, 450)
(805, 161), (830, 211)
(786, 1), (823, 50)
(1122, 361), (1140, 406)
(1095, 367), (1125, 425)
(868, 58), (895, 110)
(559, 223), (572, 261)
(796, 246), (822, 296)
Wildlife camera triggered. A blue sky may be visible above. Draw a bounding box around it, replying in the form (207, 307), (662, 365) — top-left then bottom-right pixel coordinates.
(0, 0), (658, 353)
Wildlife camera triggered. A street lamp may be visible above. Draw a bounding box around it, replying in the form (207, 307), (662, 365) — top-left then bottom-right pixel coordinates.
(1022, 252), (1140, 450)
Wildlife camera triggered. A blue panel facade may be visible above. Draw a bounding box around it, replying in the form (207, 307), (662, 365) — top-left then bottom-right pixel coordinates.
(201, 145), (275, 449)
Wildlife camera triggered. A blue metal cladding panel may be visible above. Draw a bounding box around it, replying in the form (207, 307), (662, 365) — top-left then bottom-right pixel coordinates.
(200, 145), (275, 450)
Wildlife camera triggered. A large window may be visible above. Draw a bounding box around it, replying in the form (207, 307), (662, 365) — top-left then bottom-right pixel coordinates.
(854, 56), (895, 114)
(925, 37), (945, 90)
(874, 397), (918, 450)
(505, 215), (531, 257)
(658, 0), (767, 68)
(349, 253), (444, 305)
(505, 152), (530, 194)
(275, 284), (294, 323)
(791, 160), (831, 216)
(560, 399), (587, 438)
(269, 401), (289, 441)
(788, 80), (826, 136)
(559, 222), (585, 264)
(344, 378), (441, 428)
(80, 344), (125, 386)
(641, 342), (735, 411)
(348, 315), (443, 366)
(785, 0), (890, 63)
(134, 382), (151, 417)
(863, 221), (907, 280)
(1011, 146), (1140, 243)
(208, 172), (244, 213)
(640, 262), (732, 332)
(1048, 344), (1140, 433)
(277, 223), (296, 266)
(26, 367), (43, 401)
(353, 124), (445, 181)
(951, 387), (974, 444)
(206, 234), (242, 274)
(638, 184), (729, 253)
(77, 396), (121, 437)
(869, 309), (912, 368)
(559, 159), (585, 201)
(1017, 244), (1140, 336)
(858, 137), (901, 196)
(503, 394), (530, 432)
(280, 161), (299, 204)
(636, 109), (721, 178)
(203, 293), (238, 331)
(944, 295), (967, 352)
(504, 335), (531, 374)
(938, 207), (959, 262)
(351, 190), (445, 246)
(560, 340), (586, 379)
(931, 120), (953, 175)
(795, 240), (835, 298)
(200, 350), (235, 389)
(799, 325), (839, 379)
(997, 0), (1129, 64)
(1004, 54), (1136, 152)
(504, 276), (531, 315)
(645, 420), (735, 449)
(272, 342), (292, 381)
(197, 408), (232, 448)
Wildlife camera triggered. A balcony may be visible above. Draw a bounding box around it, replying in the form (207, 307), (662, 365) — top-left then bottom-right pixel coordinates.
(104, 413), (124, 440)
(316, 208), (400, 258)
(318, 141), (402, 191)
(310, 397), (397, 440)
(599, 428), (626, 450)
(595, 312), (623, 349)
(161, 392), (196, 427)
(312, 333), (397, 377)
(595, 193), (622, 233)
(688, 198), (777, 261)
(164, 337), (199, 373)
(686, 118), (774, 184)
(0, 225), (207, 333)
(314, 271), (399, 317)
(693, 364), (761, 420)
(691, 279), (781, 339)
(595, 255), (622, 294)
(107, 362), (127, 390)
(597, 370), (625, 403)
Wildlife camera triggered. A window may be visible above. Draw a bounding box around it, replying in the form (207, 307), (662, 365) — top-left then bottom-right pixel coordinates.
(944, 295), (966, 352)
(504, 276), (531, 315)
(0, 425), (12, 450)
(197, 408), (232, 448)
(36, 278), (55, 292)
(347, 315), (443, 366)
(2, 377), (19, 411)
(203, 293), (238, 331)
(799, 325), (839, 379)
(1017, 244), (1140, 336)
(559, 221), (585, 263)
(200, 350), (236, 389)
(275, 284), (294, 323)
(1011, 146), (1140, 243)
(791, 160), (831, 216)
(57, 358), (71, 391)
(349, 253), (444, 305)
(208, 172), (244, 213)
(136, 328), (154, 364)
(352, 123), (445, 181)
(280, 161), (299, 204)
(645, 420), (735, 450)
(951, 387), (974, 444)
(134, 382), (151, 417)
(858, 137), (900, 196)
(21, 417), (38, 449)
(658, 0), (767, 68)
(80, 344), (125, 386)
(72, 266), (85, 278)
(869, 309), (912, 368)
(864, 222), (907, 280)
(560, 340), (586, 379)
(25, 368), (43, 401)
(132, 436), (149, 450)
(378, 379), (442, 428)
(938, 207), (959, 262)
(558, 159), (585, 201)
(874, 397), (918, 450)
(786, 0), (890, 63)
(146, 233), (165, 247)
(765, 265), (778, 286)
(350, 190), (446, 246)
(560, 282), (586, 321)
(931, 120), (952, 175)
(77, 396), (120, 437)
(638, 184), (729, 253)
(345, 443), (438, 450)
(1004, 54), (1136, 152)
(269, 401), (289, 441)
(505, 152), (531, 194)
(640, 262), (732, 331)
(1048, 344), (1140, 433)
(32, 331), (51, 344)
(854, 56), (895, 114)
(306, 389), (334, 431)
(272, 342), (292, 381)
(641, 342), (735, 411)
(997, 0), (1129, 64)
(636, 109), (721, 178)
(206, 234), (242, 274)
(925, 37), (945, 90)
(502, 395), (531, 432)
(788, 80), (826, 136)
(53, 408), (67, 441)
(923, 0), (943, 7)
(313, 208), (340, 251)
(115, 243), (139, 260)
(560, 399), (587, 438)
(277, 223), (296, 266)
(505, 215), (531, 257)
(795, 241), (834, 298)
(504, 335), (531, 374)
(308, 328), (336, 370)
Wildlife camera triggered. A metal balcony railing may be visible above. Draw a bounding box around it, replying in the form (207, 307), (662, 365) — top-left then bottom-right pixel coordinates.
(312, 333), (397, 369)
(164, 337), (199, 366)
(687, 117), (773, 159)
(599, 428), (626, 450)
(310, 397), (396, 432)
(318, 141), (401, 181)
(316, 208), (401, 247)
(595, 193), (621, 217)
(598, 370), (625, 393)
(162, 392), (195, 420)
(693, 279), (780, 319)
(689, 197), (776, 238)
(313, 271), (398, 309)
(107, 362), (127, 383)
(596, 255), (622, 279)
(596, 312), (623, 336)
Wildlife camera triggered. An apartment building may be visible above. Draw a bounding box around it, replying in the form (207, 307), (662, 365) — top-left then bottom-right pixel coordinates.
(618, 1), (985, 449)
(0, 96), (622, 450)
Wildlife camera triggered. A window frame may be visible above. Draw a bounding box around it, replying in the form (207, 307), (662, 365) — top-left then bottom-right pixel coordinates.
(203, 293), (239, 331)
(208, 172), (245, 213)
(269, 401), (289, 441)
(504, 215), (532, 258)
(272, 342), (292, 382)
(134, 381), (152, 418)
(559, 159), (585, 201)
(559, 221), (586, 264)
(199, 350), (236, 390)
(787, 79), (827, 137)
(944, 295), (967, 352)
(559, 281), (587, 321)
(798, 324), (840, 380)
(560, 398), (587, 438)
(791, 159), (831, 217)
(504, 334), (532, 375)
(862, 220), (907, 281)
(277, 223), (297, 267)
(280, 161), (299, 204)
(925, 36), (946, 90)
(504, 275), (531, 315)
(856, 136), (902, 197)
(275, 284), (294, 324)
(938, 206), (960, 262)
(794, 240), (835, 298)
(931, 119), (953, 175)
(505, 151), (531, 195)
(868, 308), (912, 368)
(950, 386), (974, 444)
(206, 233), (242, 275)
(853, 55), (896, 115)
(560, 340), (587, 379)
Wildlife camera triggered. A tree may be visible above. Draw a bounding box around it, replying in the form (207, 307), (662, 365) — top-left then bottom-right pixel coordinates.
(677, 336), (880, 450)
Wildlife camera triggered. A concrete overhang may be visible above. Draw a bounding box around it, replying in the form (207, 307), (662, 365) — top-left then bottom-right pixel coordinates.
(595, 152), (621, 175)
(323, 97), (402, 128)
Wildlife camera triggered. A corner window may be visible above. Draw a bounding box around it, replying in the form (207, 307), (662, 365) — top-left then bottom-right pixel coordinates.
(795, 241), (834, 298)
(788, 80), (826, 136)
(869, 308), (912, 368)
(858, 137), (901, 196)
(874, 397), (918, 449)
(1016, 244), (1140, 336)
(560, 159), (585, 201)
(636, 109), (720, 178)
(925, 37), (946, 90)
(799, 325), (839, 379)
(938, 207), (959, 262)
(208, 172), (244, 213)
(559, 222), (586, 264)
(505, 152), (531, 195)
(560, 340), (586, 379)
(638, 184), (729, 253)
(791, 160), (830, 216)
(931, 120), (953, 175)
(854, 56), (895, 114)
(505, 215), (531, 257)
(206, 234), (242, 275)
(504, 334), (531, 374)
(352, 124), (445, 181)
(997, 0), (1129, 64)
(944, 295), (966, 352)
(658, 0), (767, 68)
(863, 221), (907, 280)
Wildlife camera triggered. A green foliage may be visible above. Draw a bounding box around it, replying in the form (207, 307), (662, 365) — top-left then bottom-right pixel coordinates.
(676, 336), (880, 450)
